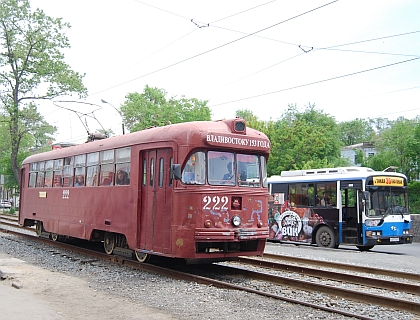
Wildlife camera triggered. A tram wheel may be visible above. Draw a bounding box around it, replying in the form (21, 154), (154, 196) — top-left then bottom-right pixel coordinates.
(134, 251), (150, 263)
(356, 245), (374, 251)
(50, 233), (59, 241)
(35, 221), (44, 236)
(103, 232), (115, 255)
(315, 226), (336, 248)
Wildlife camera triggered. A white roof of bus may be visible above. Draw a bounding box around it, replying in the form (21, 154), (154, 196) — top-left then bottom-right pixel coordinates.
(268, 167), (407, 183)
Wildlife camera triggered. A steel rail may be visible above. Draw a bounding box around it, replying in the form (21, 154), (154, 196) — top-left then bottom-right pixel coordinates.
(238, 256), (420, 294)
(262, 252), (420, 282)
(210, 263), (420, 315)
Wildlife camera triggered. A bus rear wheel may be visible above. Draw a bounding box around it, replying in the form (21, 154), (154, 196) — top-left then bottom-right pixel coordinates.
(315, 226), (336, 248)
(356, 245), (374, 251)
(103, 232), (115, 255)
(134, 251), (150, 263)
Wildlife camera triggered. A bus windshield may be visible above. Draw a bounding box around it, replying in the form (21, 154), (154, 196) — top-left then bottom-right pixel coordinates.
(181, 150), (266, 187)
(366, 186), (408, 217)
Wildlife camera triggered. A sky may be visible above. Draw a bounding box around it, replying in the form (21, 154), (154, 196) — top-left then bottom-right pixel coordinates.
(28, 0), (420, 144)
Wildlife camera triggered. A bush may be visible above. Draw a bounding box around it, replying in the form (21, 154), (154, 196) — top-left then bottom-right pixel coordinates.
(408, 181), (420, 214)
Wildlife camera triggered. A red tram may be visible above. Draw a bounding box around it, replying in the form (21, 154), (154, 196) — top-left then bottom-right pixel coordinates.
(19, 118), (270, 263)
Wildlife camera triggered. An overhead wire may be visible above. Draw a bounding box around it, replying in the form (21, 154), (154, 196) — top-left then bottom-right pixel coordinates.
(207, 57), (420, 107)
(89, 0), (339, 97)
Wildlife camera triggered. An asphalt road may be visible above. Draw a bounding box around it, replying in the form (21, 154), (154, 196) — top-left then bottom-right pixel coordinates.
(339, 242), (420, 258)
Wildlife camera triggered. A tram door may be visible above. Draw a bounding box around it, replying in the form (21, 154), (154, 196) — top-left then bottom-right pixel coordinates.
(139, 148), (173, 254)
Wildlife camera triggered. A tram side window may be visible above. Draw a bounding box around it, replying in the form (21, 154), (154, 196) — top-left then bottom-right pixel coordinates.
(29, 162), (38, 188)
(115, 147), (130, 186)
(53, 159), (63, 187)
(44, 170), (53, 187)
(182, 151), (205, 185)
(74, 167), (85, 186)
(29, 172), (37, 188)
(86, 152), (98, 186)
(36, 161), (45, 187)
(63, 157), (73, 187)
(42, 160), (52, 187)
(100, 150), (114, 186)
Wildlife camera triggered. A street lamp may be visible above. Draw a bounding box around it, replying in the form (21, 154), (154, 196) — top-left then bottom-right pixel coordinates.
(101, 99), (125, 135)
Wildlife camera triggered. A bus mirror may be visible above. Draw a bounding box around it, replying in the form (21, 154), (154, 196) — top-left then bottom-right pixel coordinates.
(171, 164), (182, 180)
(362, 191), (370, 201)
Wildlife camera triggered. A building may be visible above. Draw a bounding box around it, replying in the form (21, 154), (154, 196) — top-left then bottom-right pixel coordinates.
(341, 142), (376, 166)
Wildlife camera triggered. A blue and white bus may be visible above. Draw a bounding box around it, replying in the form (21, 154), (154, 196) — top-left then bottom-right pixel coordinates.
(267, 167), (413, 250)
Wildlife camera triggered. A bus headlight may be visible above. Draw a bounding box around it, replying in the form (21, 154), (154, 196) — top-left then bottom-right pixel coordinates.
(366, 231), (381, 237)
(232, 215), (241, 227)
(365, 219), (381, 227)
(403, 229), (410, 235)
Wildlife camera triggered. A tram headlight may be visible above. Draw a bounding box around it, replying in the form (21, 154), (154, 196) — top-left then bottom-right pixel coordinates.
(204, 220), (212, 228)
(232, 215), (241, 227)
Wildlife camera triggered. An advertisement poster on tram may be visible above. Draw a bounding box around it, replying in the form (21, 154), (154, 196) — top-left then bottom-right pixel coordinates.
(268, 194), (324, 243)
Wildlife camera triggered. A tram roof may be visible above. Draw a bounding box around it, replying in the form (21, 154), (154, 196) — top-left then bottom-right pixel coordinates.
(22, 118), (270, 165)
(268, 167), (407, 184)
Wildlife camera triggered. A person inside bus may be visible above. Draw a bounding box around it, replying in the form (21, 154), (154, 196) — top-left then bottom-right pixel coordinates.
(115, 170), (130, 185)
(320, 192), (331, 206)
(223, 162), (234, 180)
(75, 175), (84, 187)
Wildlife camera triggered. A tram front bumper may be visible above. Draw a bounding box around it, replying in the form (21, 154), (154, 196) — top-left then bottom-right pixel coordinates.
(195, 228), (269, 241)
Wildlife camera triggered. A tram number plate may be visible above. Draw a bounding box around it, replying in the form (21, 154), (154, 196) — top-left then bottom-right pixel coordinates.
(390, 237), (400, 242)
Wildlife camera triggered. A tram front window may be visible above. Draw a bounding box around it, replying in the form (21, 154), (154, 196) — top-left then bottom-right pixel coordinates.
(182, 151), (263, 187)
(367, 187), (408, 217)
(182, 151), (206, 184)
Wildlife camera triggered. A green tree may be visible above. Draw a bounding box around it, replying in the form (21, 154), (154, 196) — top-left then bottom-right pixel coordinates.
(0, 0), (87, 186)
(120, 85), (211, 132)
(338, 118), (375, 146)
(267, 104), (346, 175)
(372, 117), (418, 180)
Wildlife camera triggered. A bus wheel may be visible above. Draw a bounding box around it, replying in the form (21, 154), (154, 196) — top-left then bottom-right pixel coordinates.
(35, 221), (44, 236)
(315, 226), (336, 248)
(134, 251), (150, 263)
(50, 233), (59, 241)
(356, 245), (374, 251)
(103, 232), (115, 255)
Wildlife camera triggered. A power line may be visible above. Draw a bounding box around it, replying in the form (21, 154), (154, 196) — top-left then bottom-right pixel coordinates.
(89, 0), (339, 97)
(210, 30), (420, 92)
(208, 57), (420, 107)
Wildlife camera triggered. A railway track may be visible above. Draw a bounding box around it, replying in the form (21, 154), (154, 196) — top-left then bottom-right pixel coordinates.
(1, 214), (419, 319)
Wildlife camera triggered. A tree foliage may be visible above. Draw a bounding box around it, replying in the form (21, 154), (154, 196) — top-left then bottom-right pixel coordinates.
(0, 0), (87, 185)
(120, 85), (211, 132)
(267, 104), (347, 176)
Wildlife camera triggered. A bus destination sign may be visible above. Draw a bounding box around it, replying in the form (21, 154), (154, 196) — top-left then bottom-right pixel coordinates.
(373, 176), (404, 187)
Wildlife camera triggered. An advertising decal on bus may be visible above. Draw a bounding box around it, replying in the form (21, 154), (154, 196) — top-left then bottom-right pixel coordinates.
(269, 198), (324, 243)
